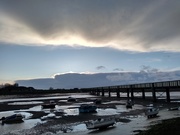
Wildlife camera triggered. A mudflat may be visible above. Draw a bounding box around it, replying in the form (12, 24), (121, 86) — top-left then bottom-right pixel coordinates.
(0, 93), (179, 134)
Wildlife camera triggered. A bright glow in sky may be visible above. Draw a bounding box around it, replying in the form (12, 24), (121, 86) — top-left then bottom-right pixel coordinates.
(0, 0), (180, 86)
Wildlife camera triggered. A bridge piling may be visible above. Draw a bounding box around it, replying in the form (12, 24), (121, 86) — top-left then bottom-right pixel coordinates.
(130, 85), (134, 100)
(116, 86), (120, 98)
(152, 83), (157, 102)
(108, 87), (111, 97)
(127, 89), (130, 99)
(101, 88), (104, 96)
(166, 88), (170, 102)
(142, 89), (145, 99)
(88, 80), (180, 103)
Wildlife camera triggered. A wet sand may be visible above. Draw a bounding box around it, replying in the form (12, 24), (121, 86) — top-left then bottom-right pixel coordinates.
(0, 96), (135, 122)
(0, 94), (179, 135)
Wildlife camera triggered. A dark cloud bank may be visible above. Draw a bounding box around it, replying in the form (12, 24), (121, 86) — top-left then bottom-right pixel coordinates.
(1, 0), (180, 51)
(16, 71), (180, 89)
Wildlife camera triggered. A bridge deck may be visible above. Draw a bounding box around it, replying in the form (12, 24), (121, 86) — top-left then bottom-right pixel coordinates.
(83, 80), (180, 102)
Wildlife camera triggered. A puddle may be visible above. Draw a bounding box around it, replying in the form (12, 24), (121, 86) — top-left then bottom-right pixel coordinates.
(0, 111), (32, 119)
(0, 94), (97, 103)
(8, 101), (43, 105)
(58, 100), (67, 102)
(95, 108), (120, 116)
(72, 123), (87, 132)
(28, 105), (42, 111)
(102, 100), (126, 104)
(64, 108), (79, 116)
(0, 110), (44, 135)
(41, 113), (57, 120)
(75, 102), (94, 105)
(0, 115), (43, 135)
(56, 105), (80, 110)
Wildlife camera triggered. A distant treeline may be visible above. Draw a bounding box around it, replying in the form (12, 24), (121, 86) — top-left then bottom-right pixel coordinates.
(0, 83), (91, 95)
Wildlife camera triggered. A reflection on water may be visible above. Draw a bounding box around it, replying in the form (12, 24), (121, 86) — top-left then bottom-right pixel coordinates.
(0, 96), (128, 134)
(0, 94), (97, 103)
(0, 93), (180, 135)
(41, 113), (56, 120)
(64, 108), (79, 116)
(0, 110), (43, 135)
(0, 98), (152, 135)
(0, 118), (43, 135)
(28, 105), (42, 111)
(71, 123), (87, 132)
(56, 109), (180, 135)
(0, 93), (98, 134)
(8, 101), (43, 105)
(0, 111), (32, 120)
(95, 108), (119, 116)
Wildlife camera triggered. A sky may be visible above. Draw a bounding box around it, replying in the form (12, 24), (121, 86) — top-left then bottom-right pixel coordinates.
(0, 0), (180, 88)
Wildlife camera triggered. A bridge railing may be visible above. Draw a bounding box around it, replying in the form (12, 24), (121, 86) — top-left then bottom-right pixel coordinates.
(86, 80), (180, 90)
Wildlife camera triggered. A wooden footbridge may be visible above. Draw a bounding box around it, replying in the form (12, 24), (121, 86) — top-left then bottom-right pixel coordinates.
(82, 80), (180, 102)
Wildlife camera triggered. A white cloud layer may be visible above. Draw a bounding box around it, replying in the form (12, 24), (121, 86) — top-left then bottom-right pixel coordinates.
(0, 0), (180, 52)
(16, 70), (180, 89)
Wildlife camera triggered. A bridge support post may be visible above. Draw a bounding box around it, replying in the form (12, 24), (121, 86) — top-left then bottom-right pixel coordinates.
(127, 89), (130, 98)
(92, 89), (96, 95)
(152, 83), (157, 102)
(97, 89), (100, 96)
(116, 87), (120, 98)
(95, 89), (97, 95)
(142, 89), (145, 99)
(102, 88), (104, 97)
(130, 85), (134, 100)
(108, 87), (111, 97)
(166, 88), (170, 102)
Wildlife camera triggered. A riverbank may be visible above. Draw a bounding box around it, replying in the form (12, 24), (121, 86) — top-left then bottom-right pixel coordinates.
(135, 117), (180, 135)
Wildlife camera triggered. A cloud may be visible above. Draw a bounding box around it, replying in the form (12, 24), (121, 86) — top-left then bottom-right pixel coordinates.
(16, 71), (180, 89)
(96, 66), (106, 70)
(106, 73), (134, 82)
(113, 68), (124, 71)
(0, 0), (180, 51)
(140, 65), (159, 73)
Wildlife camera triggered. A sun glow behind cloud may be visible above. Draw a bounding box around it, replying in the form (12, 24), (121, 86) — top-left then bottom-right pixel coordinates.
(0, 14), (170, 52)
(52, 71), (96, 79)
(0, 13), (143, 51)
